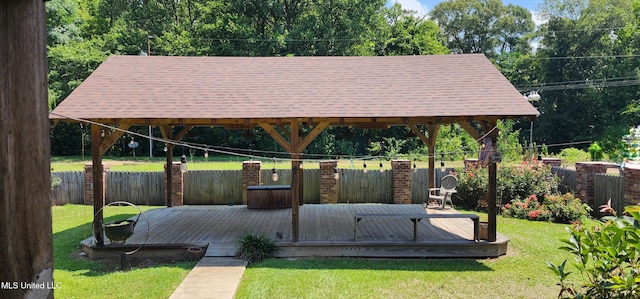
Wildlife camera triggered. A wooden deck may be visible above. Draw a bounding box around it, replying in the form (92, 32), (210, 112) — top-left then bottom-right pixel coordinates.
(84, 204), (509, 258)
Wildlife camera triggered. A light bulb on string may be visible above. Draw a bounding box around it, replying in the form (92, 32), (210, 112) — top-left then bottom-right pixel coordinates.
(204, 150), (209, 159)
(440, 152), (446, 173)
(163, 144), (168, 152)
(101, 129), (105, 137)
(333, 167), (339, 180)
(271, 157), (279, 181)
(299, 160), (304, 169)
(413, 160), (417, 172)
(379, 161), (384, 173)
(363, 161), (368, 174)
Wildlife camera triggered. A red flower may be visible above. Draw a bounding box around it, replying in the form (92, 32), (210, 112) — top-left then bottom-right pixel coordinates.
(529, 210), (540, 219)
(504, 203), (511, 209)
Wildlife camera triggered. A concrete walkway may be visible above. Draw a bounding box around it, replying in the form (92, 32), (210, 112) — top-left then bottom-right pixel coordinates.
(170, 257), (247, 299)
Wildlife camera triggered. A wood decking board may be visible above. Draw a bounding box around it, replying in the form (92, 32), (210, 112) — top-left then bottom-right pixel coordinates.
(100, 204), (508, 258)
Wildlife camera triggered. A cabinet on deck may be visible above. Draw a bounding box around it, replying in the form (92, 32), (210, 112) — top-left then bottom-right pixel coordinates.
(246, 185), (291, 209)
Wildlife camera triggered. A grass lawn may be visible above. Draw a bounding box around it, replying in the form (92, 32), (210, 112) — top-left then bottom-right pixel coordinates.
(51, 156), (463, 172)
(52, 205), (196, 299)
(235, 214), (588, 299)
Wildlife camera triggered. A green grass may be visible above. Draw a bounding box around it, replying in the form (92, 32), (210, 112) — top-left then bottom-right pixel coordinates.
(51, 156), (463, 172)
(236, 214), (589, 299)
(52, 205), (196, 299)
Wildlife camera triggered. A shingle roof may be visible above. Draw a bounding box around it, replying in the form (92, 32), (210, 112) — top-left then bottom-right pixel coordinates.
(50, 54), (538, 125)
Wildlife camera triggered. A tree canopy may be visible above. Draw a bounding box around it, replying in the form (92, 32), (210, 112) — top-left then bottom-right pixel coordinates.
(47, 0), (640, 161)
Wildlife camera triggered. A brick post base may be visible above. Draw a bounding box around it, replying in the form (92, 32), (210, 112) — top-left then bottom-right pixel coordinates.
(576, 162), (608, 207)
(242, 161), (261, 205)
(624, 164), (640, 206)
(164, 162), (184, 206)
(320, 161), (338, 204)
(392, 160), (412, 204)
(84, 164), (110, 205)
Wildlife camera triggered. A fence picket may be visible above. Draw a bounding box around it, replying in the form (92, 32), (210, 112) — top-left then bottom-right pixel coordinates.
(594, 174), (624, 217)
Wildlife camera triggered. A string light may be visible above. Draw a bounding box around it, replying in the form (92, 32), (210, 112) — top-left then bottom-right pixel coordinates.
(440, 152), (446, 173)
(164, 144), (168, 152)
(271, 157), (279, 182)
(379, 161), (384, 173)
(299, 160), (304, 169)
(363, 161), (368, 174)
(333, 167), (339, 180)
(101, 129), (105, 137)
(413, 160), (417, 172)
(180, 154), (188, 172)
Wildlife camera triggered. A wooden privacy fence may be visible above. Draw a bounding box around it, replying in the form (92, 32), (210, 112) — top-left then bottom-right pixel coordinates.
(594, 174), (624, 217)
(50, 172), (84, 205)
(551, 167), (577, 193)
(51, 168), (449, 205)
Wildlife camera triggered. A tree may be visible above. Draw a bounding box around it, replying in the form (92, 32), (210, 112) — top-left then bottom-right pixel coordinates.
(429, 0), (534, 57)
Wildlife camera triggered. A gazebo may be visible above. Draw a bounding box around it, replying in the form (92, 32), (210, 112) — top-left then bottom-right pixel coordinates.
(50, 54), (539, 247)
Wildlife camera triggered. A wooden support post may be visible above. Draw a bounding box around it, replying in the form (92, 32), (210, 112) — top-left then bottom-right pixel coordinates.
(91, 125), (105, 246)
(486, 120), (498, 242)
(166, 144), (174, 207)
(290, 121), (301, 242)
(427, 125), (439, 189)
(0, 0), (54, 296)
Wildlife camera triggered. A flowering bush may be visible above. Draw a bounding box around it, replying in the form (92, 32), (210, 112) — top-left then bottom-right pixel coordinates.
(501, 193), (590, 223)
(542, 193), (591, 223)
(502, 195), (551, 221)
(454, 161), (560, 210)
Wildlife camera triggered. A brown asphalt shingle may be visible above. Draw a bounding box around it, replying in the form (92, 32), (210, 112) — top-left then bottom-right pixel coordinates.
(50, 54), (538, 123)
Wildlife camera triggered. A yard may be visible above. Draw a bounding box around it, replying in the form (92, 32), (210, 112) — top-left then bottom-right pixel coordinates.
(52, 204), (585, 298)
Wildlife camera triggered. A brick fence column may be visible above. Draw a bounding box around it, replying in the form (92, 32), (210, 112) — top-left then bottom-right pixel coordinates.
(164, 162), (184, 206)
(242, 161), (261, 205)
(624, 164), (640, 207)
(319, 160), (338, 204)
(392, 160), (412, 204)
(84, 164), (109, 205)
(576, 162), (608, 207)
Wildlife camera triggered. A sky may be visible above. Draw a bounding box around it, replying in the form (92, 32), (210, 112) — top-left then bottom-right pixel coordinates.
(390, 0), (544, 17)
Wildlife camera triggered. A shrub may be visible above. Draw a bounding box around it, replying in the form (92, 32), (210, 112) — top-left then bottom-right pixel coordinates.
(558, 147), (590, 164)
(548, 204), (640, 298)
(501, 193), (590, 223)
(235, 232), (278, 263)
(454, 162), (560, 210)
(542, 193), (591, 223)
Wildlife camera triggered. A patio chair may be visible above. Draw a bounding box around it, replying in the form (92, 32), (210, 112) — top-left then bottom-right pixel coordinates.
(429, 174), (458, 208)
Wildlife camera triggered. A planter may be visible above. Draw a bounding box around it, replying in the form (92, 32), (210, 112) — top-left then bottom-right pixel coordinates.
(103, 220), (136, 242)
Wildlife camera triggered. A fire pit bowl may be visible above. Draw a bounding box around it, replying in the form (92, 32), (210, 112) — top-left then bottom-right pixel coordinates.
(103, 219), (136, 242)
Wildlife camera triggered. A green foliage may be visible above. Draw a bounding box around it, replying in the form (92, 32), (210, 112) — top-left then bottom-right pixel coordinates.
(454, 161), (560, 210)
(430, 0), (534, 57)
(235, 232), (278, 264)
(502, 193), (591, 223)
(548, 205), (640, 298)
(51, 173), (62, 189)
(558, 147), (590, 164)
(587, 142), (604, 161)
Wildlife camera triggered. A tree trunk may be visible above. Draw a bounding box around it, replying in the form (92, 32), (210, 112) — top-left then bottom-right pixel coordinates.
(0, 0), (54, 298)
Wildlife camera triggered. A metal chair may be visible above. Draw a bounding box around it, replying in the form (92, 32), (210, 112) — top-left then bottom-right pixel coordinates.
(429, 174), (458, 208)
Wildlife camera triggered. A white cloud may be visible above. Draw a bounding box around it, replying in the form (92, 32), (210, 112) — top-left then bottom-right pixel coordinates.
(531, 10), (548, 27)
(392, 0), (429, 17)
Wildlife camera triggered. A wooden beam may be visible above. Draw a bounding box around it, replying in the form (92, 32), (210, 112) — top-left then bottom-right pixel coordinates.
(405, 122), (429, 145)
(159, 125), (171, 139)
(297, 122), (330, 152)
(427, 125), (439, 189)
(458, 121), (482, 141)
(174, 125), (194, 141)
(0, 1), (53, 295)
(483, 120), (498, 242)
(98, 123), (132, 156)
(290, 121), (301, 242)
(258, 123), (292, 152)
(91, 124), (105, 246)
(277, 125), (291, 140)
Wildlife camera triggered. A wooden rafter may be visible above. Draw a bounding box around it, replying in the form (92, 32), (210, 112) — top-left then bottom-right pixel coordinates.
(258, 122), (292, 152)
(98, 123), (131, 156)
(457, 121), (482, 141)
(298, 122), (330, 152)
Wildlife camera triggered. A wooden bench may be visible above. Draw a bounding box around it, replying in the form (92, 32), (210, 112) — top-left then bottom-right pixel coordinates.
(354, 213), (479, 242)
